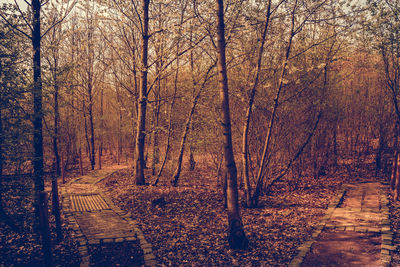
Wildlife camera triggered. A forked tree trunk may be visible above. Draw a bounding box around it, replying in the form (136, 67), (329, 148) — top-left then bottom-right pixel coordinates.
(135, 0), (150, 185)
(153, 83), (175, 185)
(251, 0), (297, 207)
(171, 18), (210, 186)
(216, 0), (248, 250)
(171, 94), (199, 186)
(242, 0), (272, 207)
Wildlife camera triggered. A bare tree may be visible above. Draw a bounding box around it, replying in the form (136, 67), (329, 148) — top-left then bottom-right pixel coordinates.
(215, 0), (248, 250)
(135, 0), (150, 185)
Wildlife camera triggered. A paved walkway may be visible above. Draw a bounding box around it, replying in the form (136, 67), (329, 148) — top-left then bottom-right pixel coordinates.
(61, 166), (157, 267)
(290, 182), (393, 267)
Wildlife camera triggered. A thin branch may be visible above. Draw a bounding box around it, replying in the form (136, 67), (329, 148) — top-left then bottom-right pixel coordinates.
(41, 0), (50, 7)
(13, 0), (33, 32)
(265, 111), (323, 192)
(41, 0), (77, 38)
(0, 12), (31, 39)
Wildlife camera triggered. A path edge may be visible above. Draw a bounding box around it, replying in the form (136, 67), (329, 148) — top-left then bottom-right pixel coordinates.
(60, 186), (90, 267)
(288, 185), (346, 267)
(98, 190), (158, 267)
(60, 166), (159, 267)
(289, 182), (394, 267)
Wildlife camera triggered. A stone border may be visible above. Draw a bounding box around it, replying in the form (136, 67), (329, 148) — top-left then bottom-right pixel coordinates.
(98, 191), (158, 267)
(289, 183), (392, 267)
(60, 186), (90, 267)
(288, 185), (346, 267)
(380, 185), (394, 267)
(61, 179), (158, 267)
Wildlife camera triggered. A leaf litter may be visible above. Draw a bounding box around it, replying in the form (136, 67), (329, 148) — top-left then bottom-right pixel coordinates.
(98, 167), (364, 266)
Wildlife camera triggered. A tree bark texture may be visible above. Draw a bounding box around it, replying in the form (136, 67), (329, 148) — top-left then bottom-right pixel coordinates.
(0, 109), (3, 209)
(216, 0), (248, 250)
(53, 71), (61, 177)
(391, 125), (398, 190)
(88, 87), (95, 170)
(32, 0), (44, 195)
(135, 0), (150, 185)
(395, 153), (400, 200)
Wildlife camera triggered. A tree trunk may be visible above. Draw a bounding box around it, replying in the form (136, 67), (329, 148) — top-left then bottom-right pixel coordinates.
(391, 125), (398, 190)
(53, 73), (61, 177)
(51, 57), (62, 239)
(333, 120), (338, 166)
(251, 0), (297, 207)
(32, 0), (46, 235)
(189, 146), (196, 171)
(135, 0), (150, 185)
(171, 96), (198, 186)
(88, 89), (95, 170)
(115, 86), (123, 165)
(151, 93), (160, 175)
(98, 90), (104, 170)
(376, 123), (385, 174)
(38, 191), (52, 267)
(83, 100), (91, 160)
(0, 109), (3, 212)
(242, 0), (272, 208)
(216, 0), (248, 250)
(170, 61), (211, 186)
(395, 153), (400, 200)
(51, 165), (62, 241)
(79, 146), (83, 176)
(153, 77), (176, 186)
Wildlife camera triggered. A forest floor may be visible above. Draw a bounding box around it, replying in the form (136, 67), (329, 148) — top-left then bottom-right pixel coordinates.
(97, 161), (391, 266)
(2, 159), (400, 266)
(0, 174), (81, 266)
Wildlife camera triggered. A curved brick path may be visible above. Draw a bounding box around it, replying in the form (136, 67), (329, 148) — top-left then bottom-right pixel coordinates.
(60, 166), (157, 267)
(290, 182), (393, 267)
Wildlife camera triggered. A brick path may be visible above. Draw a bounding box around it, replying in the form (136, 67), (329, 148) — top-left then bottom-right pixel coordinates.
(290, 182), (393, 267)
(61, 167), (157, 267)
